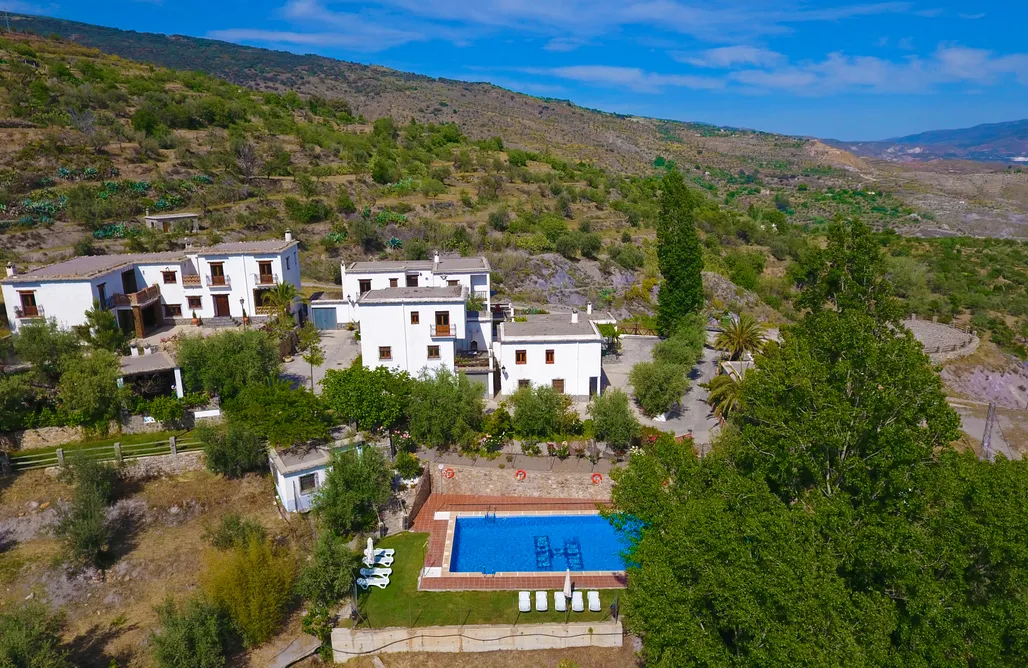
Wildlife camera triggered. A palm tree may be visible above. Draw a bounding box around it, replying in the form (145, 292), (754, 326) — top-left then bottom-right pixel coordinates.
(703, 373), (743, 421)
(714, 313), (766, 361)
(264, 281), (302, 322)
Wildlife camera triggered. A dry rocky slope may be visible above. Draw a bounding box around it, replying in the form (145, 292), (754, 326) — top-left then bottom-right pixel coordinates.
(13, 12), (1028, 239)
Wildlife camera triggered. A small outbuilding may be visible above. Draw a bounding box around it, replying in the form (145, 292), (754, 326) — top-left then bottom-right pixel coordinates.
(143, 212), (200, 233)
(269, 435), (372, 513)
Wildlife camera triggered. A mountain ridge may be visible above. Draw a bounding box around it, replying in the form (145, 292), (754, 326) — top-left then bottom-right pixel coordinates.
(827, 119), (1028, 163)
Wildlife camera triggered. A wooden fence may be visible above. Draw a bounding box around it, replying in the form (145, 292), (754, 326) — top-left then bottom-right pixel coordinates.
(1, 436), (202, 474)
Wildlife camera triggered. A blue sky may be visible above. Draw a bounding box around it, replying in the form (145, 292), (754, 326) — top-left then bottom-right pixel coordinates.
(11, 0), (1028, 139)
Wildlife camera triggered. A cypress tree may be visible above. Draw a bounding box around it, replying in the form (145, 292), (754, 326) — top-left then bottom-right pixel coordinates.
(656, 168), (704, 336)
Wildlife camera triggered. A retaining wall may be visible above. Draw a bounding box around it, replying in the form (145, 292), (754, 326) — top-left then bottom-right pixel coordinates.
(429, 463), (612, 500)
(332, 621), (622, 658)
(44, 450), (205, 479)
(0, 426), (87, 451)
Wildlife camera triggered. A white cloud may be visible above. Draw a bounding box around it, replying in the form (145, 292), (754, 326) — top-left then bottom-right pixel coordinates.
(521, 64), (723, 93)
(544, 37), (588, 52)
(677, 45), (784, 68)
(207, 26), (424, 52)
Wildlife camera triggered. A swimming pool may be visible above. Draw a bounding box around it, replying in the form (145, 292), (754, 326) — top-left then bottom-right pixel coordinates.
(449, 513), (628, 574)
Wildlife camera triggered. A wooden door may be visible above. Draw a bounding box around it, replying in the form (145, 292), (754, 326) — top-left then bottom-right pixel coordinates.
(258, 261), (273, 284)
(435, 311), (450, 336)
(121, 269), (138, 294)
(210, 263), (225, 285)
(214, 295), (230, 317)
(552, 379), (565, 394)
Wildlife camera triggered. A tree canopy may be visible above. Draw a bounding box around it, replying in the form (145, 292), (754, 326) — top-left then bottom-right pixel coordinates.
(321, 363), (411, 432)
(225, 379), (329, 447)
(313, 447), (392, 535)
(176, 330), (279, 399)
(656, 168), (704, 337)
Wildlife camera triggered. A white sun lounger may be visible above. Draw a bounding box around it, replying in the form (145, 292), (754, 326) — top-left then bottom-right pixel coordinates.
(554, 592), (567, 612)
(357, 576), (389, 590)
(518, 591), (531, 612)
(571, 591), (584, 612)
(588, 591), (601, 612)
(535, 591), (548, 611)
(360, 567), (392, 578)
(374, 548), (395, 558)
(363, 554), (394, 568)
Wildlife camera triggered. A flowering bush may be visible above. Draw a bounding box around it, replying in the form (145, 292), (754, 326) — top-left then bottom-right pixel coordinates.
(546, 441), (571, 460)
(479, 432), (506, 452)
(393, 431), (416, 453)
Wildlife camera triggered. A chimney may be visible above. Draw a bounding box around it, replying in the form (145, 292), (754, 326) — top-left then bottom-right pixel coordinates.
(586, 302), (592, 315)
(571, 310), (579, 324)
(5, 262), (15, 277)
(285, 229), (293, 242)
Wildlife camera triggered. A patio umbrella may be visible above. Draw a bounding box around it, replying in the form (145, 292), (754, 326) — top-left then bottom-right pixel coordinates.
(363, 537), (375, 567)
(563, 569), (572, 599)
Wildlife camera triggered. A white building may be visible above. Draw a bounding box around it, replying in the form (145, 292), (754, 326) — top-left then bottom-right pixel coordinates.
(269, 436), (372, 513)
(495, 311), (603, 398)
(143, 212), (200, 233)
(1, 233), (301, 337)
(312, 254), (494, 345)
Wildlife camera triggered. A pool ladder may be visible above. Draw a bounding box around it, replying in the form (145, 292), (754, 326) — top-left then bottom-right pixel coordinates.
(484, 506), (497, 523)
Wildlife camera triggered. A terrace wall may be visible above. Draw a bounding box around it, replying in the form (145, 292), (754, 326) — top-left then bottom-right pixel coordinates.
(332, 621), (622, 658)
(428, 462), (612, 500)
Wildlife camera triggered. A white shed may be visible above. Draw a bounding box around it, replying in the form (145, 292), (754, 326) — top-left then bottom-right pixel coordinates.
(144, 212), (200, 233)
(268, 437), (368, 513)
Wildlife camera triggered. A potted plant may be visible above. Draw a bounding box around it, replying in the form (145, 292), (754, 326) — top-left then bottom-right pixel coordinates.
(191, 310), (200, 326)
(242, 308), (250, 326)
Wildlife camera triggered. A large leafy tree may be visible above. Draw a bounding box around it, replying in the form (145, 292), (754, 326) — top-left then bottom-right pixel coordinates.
(57, 350), (124, 428)
(612, 219), (1028, 666)
(407, 368), (483, 449)
(588, 388), (640, 453)
(176, 330), (279, 399)
(225, 380), (329, 447)
(313, 447), (392, 535)
(321, 363), (412, 432)
(13, 317), (80, 385)
(655, 169), (703, 337)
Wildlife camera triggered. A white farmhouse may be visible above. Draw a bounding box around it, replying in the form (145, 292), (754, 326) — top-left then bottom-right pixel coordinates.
(495, 311), (603, 398)
(1, 233), (301, 337)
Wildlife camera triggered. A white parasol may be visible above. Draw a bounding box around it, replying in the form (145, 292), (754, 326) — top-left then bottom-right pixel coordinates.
(563, 568), (572, 599)
(363, 537), (376, 567)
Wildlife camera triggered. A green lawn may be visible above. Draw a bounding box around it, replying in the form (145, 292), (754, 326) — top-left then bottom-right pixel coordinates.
(14, 429), (195, 456)
(355, 532), (620, 629)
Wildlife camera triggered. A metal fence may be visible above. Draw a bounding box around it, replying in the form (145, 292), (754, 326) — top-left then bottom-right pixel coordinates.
(2, 436), (202, 473)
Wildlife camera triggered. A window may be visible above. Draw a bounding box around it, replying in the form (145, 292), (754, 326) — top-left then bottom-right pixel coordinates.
(427, 345), (440, 359)
(187, 296), (202, 309)
(515, 350), (527, 365)
(298, 473), (317, 494)
(258, 261), (274, 284)
(545, 349), (555, 364)
(379, 346), (392, 360)
(209, 262), (225, 285)
(389, 278), (398, 288)
(434, 311), (451, 336)
(518, 379), (531, 389)
(162, 271), (177, 285)
(286, 255), (291, 270)
(406, 274), (418, 287)
(359, 279), (371, 294)
(552, 379), (565, 394)
(17, 291), (38, 317)
(447, 279), (459, 287)
(410, 311), (420, 325)
(96, 283), (107, 307)
(163, 304), (183, 318)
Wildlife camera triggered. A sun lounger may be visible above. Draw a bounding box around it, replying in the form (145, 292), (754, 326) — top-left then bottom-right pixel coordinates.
(357, 576), (389, 590)
(554, 592), (567, 612)
(374, 548), (395, 558)
(535, 591), (548, 612)
(571, 591), (584, 612)
(588, 591), (601, 612)
(360, 567), (392, 577)
(363, 554), (394, 567)
(518, 591), (531, 613)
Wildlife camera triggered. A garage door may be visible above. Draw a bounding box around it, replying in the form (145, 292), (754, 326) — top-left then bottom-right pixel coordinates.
(312, 307), (338, 330)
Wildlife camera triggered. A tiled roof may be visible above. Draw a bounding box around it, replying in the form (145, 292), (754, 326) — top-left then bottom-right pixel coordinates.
(345, 255), (490, 274)
(359, 285), (466, 304)
(500, 314), (602, 341)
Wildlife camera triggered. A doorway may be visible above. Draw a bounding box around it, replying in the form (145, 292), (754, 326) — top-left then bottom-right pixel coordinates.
(213, 295), (230, 317)
(121, 270), (138, 294)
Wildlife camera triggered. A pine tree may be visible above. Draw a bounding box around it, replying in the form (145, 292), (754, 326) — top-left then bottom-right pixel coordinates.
(656, 169), (704, 336)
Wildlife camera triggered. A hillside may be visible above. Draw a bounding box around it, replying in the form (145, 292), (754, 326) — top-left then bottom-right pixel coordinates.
(10, 12), (1028, 240)
(827, 119), (1028, 163)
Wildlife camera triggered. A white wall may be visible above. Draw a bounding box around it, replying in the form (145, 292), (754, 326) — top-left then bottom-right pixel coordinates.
(359, 300), (466, 376)
(2, 280), (96, 333)
(272, 464), (329, 513)
(496, 339), (602, 397)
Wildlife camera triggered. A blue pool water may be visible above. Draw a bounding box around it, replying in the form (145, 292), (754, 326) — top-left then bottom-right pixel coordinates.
(450, 514), (629, 573)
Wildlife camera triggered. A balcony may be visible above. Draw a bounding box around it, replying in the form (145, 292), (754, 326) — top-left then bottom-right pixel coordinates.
(455, 350), (490, 368)
(14, 305), (44, 319)
(181, 274), (202, 288)
(206, 275), (231, 289)
(108, 284), (161, 309)
(430, 324), (455, 338)
(253, 272), (279, 285)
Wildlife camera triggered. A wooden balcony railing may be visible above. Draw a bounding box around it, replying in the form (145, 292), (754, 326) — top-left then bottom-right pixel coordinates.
(108, 284), (161, 308)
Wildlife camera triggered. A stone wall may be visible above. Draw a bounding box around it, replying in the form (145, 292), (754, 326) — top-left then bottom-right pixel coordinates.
(45, 450), (205, 479)
(0, 426), (87, 452)
(332, 621), (622, 658)
(429, 463), (612, 500)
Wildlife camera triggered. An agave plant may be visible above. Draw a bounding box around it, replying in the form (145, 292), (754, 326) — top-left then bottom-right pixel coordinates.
(714, 313), (766, 361)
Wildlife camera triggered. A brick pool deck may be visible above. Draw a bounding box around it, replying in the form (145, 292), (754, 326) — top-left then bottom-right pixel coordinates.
(412, 494), (627, 591)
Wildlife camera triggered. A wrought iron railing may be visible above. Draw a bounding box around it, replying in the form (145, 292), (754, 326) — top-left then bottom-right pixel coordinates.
(253, 272), (278, 285)
(206, 274), (231, 288)
(14, 305), (43, 318)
